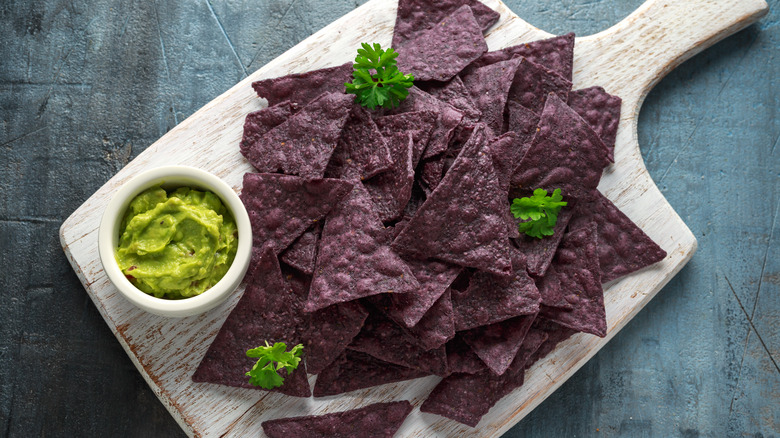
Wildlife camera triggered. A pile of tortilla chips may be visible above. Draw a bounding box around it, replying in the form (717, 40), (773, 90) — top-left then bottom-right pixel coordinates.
(193, 0), (667, 432)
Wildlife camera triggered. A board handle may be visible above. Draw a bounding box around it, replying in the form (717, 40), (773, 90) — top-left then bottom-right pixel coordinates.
(574, 0), (768, 100)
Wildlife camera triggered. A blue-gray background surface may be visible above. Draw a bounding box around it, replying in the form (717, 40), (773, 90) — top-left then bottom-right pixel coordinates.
(1, 0), (778, 437)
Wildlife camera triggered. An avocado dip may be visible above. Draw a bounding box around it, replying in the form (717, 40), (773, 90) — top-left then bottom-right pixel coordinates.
(115, 185), (238, 299)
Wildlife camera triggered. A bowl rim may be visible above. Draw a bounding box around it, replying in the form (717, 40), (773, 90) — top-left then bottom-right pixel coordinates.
(97, 165), (252, 318)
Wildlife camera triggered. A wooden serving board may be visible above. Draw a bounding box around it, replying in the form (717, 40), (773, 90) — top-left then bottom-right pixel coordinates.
(59, 0), (768, 436)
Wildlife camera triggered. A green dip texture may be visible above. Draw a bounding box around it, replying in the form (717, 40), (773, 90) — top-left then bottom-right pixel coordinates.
(115, 186), (238, 299)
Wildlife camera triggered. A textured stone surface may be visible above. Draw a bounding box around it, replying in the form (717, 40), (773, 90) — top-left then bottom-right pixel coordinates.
(1, 0), (778, 437)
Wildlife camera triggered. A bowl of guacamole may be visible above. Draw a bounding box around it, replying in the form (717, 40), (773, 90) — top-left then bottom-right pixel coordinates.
(98, 165), (252, 317)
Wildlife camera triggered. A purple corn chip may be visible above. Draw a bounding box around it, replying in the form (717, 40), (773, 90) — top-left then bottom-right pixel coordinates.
(307, 183), (419, 312)
(348, 308), (449, 376)
(446, 335), (487, 374)
(507, 57), (572, 115)
(506, 100), (540, 148)
(462, 57), (523, 135)
(374, 110), (436, 167)
(461, 314), (536, 375)
(280, 222), (321, 275)
(568, 190), (667, 283)
(393, 0), (500, 48)
(251, 62), (352, 106)
(420, 327), (547, 427)
(262, 401), (413, 438)
(244, 92), (355, 180)
(397, 5), (488, 82)
(384, 258), (462, 328)
(424, 75), (482, 125)
(452, 249), (540, 331)
(539, 223), (608, 337)
(305, 299), (369, 375)
(241, 173), (352, 256)
(524, 318), (577, 369)
(567, 86), (622, 162)
(326, 104), (393, 180)
(192, 246), (311, 397)
(465, 33), (575, 81)
(364, 132), (415, 222)
(392, 124), (513, 277)
(401, 288), (456, 350)
(509, 93), (610, 201)
(240, 101), (296, 155)
(313, 350), (428, 397)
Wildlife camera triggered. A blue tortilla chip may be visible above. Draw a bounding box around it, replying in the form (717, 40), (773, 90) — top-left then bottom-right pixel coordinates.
(307, 183), (419, 312)
(280, 222), (321, 275)
(465, 33), (575, 81)
(262, 401), (413, 438)
(393, 0), (499, 48)
(446, 334), (487, 374)
(452, 249), (540, 330)
(424, 75), (482, 126)
(568, 190), (667, 283)
(381, 258), (461, 328)
(313, 350), (429, 397)
(396, 5), (488, 82)
(510, 93), (610, 201)
(567, 86), (622, 162)
(251, 62), (352, 106)
(364, 132), (415, 222)
(400, 288), (455, 350)
(460, 313), (536, 375)
(240, 100), (296, 156)
(241, 173), (352, 257)
(507, 57), (572, 115)
(462, 57), (522, 135)
(374, 110), (436, 167)
(325, 104), (393, 180)
(420, 326), (548, 427)
(392, 124), (513, 277)
(539, 223), (607, 337)
(192, 245), (311, 397)
(244, 92), (355, 180)
(305, 295), (369, 375)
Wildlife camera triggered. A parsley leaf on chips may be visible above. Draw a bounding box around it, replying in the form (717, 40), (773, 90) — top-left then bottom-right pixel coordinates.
(511, 188), (568, 239)
(345, 43), (414, 110)
(245, 341), (304, 389)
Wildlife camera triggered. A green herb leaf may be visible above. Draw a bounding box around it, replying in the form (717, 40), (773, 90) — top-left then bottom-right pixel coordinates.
(245, 341), (304, 389)
(345, 42), (414, 110)
(510, 188), (568, 239)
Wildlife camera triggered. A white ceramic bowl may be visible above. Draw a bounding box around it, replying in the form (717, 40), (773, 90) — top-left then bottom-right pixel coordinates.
(98, 165), (252, 317)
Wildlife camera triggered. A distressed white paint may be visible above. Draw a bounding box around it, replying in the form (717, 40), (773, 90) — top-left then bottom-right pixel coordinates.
(59, 0), (768, 436)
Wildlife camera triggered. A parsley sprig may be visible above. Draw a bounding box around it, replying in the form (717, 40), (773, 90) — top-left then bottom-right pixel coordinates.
(345, 43), (414, 110)
(511, 188), (568, 239)
(245, 341), (303, 389)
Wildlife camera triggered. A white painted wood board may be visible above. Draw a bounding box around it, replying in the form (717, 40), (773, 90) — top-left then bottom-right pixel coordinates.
(59, 0), (768, 436)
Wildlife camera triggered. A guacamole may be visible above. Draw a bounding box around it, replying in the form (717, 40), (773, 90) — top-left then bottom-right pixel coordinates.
(116, 186), (238, 299)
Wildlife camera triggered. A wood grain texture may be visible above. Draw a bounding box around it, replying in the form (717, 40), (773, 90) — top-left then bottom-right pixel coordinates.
(0, 0), (771, 436)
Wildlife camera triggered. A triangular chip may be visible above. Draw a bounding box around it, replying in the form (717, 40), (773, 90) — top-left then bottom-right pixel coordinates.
(396, 5), (487, 82)
(244, 92), (355, 180)
(239, 101), (296, 155)
(399, 288), (455, 350)
(506, 57), (572, 115)
(374, 110), (436, 167)
(280, 222), (321, 275)
(523, 318), (576, 369)
(568, 190), (667, 283)
(240, 173), (352, 255)
(313, 350), (428, 397)
(377, 87), (463, 160)
(452, 250), (540, 330)
(251, 62), (352, 106)
(262, 401), (414, 438)
(304, 295), (369, 375)
(539, 223), (608, 337)
(382, 258), (461, 328)
(510, 93), (610, 201)
(425, 75), (482, 126)
(192, 246), (311, 397)
(420, 327), (548, 427)
(393, 0), (499, 47)
(364, 132), (415, 222)
(392, 124), (513, 277)
(307, 183), (419, 311)
(460, 313), (536, 375)
(465, 33), (575, 80)
(567, 86), (622, 162)
(325, 104), (392, 180)
(446, 335), (488, 374)
(462, 57), (522, 135)
(348, 307), (449, 376)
